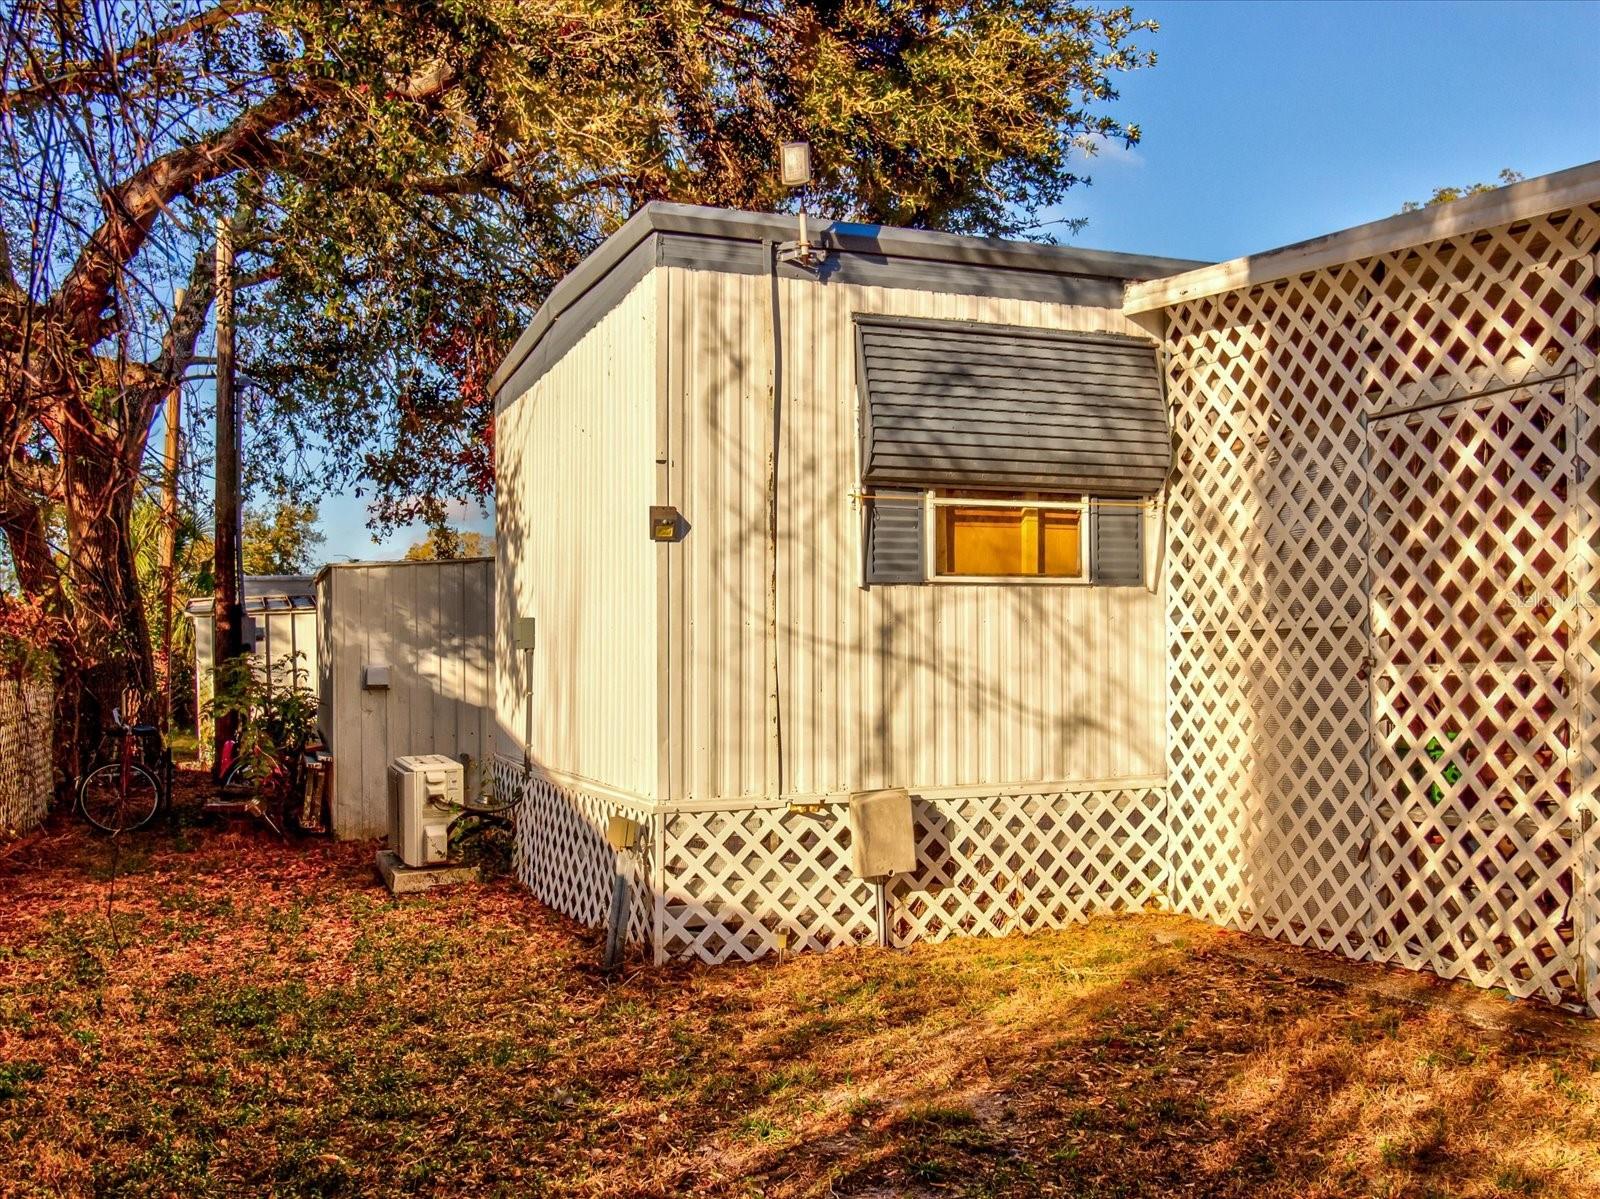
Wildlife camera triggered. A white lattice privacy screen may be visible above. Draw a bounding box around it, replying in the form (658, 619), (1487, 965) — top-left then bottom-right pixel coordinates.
(1162, 201), (1600, 1012)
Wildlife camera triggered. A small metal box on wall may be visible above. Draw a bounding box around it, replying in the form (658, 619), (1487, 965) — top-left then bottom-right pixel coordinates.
(847, 788), (916, 879)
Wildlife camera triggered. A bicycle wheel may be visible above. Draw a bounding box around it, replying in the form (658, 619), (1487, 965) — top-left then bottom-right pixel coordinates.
(79, 763), (161, 833)
(221, 750), (273, 791)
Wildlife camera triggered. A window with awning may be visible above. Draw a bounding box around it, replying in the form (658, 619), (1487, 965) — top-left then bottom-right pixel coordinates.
(856, 316), (1166, 587)
(855, 316), (1171, 495)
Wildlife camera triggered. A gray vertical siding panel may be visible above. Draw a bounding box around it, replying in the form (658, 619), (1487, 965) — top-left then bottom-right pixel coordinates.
(857, 317), (1170, 495)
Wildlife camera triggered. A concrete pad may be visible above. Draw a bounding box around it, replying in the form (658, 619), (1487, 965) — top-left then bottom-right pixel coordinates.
(374, 849), (479, 896)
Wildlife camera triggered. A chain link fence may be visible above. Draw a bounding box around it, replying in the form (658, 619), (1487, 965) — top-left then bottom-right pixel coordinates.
(0, 675), (53, 836)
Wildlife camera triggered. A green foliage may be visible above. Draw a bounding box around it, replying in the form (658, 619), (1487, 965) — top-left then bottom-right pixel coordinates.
(1401, 169), (1524, 213)
(242, 501), (324, 576)
(448, 814), (513, 877)
(213, 0), (1159, 530)
(205, 653), (320, 768)
(403, 526), (493, 561)
(4, 0), (1157, 712)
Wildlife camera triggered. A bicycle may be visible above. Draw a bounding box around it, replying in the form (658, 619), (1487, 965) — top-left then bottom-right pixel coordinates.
(78, 707), (170, 833)
(211, 735), (302, 837)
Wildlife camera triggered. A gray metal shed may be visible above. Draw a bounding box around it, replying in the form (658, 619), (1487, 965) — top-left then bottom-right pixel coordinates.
(314, 558), (495, 839)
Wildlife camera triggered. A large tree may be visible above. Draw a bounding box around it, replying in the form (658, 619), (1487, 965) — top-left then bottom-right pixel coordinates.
(405, 526), (494, 562)
(1, 0), (1155, 768)
(1401, 168), (1524, 212)
(242, 499), (322, 576)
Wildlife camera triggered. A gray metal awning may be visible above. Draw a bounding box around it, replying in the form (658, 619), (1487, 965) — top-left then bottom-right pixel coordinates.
(856, 316), (1170, 496)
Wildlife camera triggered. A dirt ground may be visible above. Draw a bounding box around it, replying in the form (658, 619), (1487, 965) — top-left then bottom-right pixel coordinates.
(2, 780), (1598, 1198)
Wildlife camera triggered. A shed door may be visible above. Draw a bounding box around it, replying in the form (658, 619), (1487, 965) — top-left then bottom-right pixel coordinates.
(1364, 378), (1584, 1004)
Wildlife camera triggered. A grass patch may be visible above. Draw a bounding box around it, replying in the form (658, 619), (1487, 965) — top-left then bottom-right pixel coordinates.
(0, 803), (1596, 1198)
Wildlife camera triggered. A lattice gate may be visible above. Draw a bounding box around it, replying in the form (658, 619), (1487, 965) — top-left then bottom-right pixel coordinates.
(1365, 379), (1587, 1004)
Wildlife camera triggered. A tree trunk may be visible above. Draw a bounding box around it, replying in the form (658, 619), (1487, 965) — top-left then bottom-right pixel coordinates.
(61, 445), (154, 773)
(212, 222), (243, 767)
(157, 376), (182, 730)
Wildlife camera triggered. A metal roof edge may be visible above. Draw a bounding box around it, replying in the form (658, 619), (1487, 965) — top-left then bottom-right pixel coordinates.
(488, 202), (1209, 399)
(637, 202), (1208, 280)
(1124, 159), (1600, 314)
(315, 556), (494, 574)
(487, 205), (659, 399)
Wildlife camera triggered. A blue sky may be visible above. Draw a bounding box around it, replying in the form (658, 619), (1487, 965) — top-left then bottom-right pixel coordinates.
(315, 0), (1600, 561)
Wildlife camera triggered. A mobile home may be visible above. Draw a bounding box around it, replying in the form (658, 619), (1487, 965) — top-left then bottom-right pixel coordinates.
(495, 164), (1600, 1015)
(492, 203), (1202, 962)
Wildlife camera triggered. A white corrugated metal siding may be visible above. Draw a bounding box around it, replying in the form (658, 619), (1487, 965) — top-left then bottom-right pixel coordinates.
(494, 275), (661, 801)
(663, 268), (1166, 803)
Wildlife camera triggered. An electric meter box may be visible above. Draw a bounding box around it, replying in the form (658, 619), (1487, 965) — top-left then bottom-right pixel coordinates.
(387, 754), (463, 867)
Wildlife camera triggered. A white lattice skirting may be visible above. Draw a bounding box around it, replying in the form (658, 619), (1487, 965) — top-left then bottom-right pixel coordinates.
(501, 757), (1167, 966)
(498, 757), (654, 951)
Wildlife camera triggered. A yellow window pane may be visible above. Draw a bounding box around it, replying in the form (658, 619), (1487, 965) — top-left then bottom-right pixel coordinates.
(1040, 509), (1082, 577)
(936, 504), (1082, 578)
(938, 506), (1028, 576)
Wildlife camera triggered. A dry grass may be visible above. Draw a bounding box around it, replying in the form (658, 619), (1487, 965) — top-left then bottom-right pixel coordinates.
(2, 795), (1598, 1197)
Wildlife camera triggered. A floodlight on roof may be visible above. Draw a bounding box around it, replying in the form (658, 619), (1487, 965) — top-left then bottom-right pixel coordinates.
(779, 141), (812, 189)
(777, 140), (823, 269)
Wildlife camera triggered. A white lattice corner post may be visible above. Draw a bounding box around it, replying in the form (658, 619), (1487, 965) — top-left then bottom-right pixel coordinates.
(1157, 199), (1600, 1011)
(1161, 281), (1373, 959)
(1577, 364), (1600, 1017)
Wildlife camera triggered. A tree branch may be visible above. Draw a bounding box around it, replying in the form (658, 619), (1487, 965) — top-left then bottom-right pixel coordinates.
(48, 80), (336, 349)
(47, 42), (470, 351)
(150, 242), (219, 389)
(0, 222), (17, 293)
(2, 1), (265, 111)
(387, 59), (459, 102)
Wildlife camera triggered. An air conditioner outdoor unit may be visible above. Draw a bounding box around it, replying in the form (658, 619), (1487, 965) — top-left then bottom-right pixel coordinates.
(387, 754), (462, 867)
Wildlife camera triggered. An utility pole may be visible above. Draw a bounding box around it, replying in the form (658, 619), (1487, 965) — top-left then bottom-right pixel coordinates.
(212, 219), (244, 769)
(158, 288), (186, 734)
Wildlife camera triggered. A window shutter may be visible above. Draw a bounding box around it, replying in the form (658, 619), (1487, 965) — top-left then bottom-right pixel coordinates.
(864, 494), (925, 585)
(1091, 505), (1144, 586)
